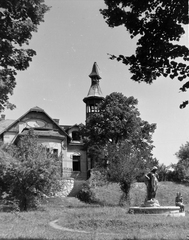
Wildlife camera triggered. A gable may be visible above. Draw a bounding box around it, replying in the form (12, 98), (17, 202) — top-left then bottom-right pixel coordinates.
(1, 107), (69, 139)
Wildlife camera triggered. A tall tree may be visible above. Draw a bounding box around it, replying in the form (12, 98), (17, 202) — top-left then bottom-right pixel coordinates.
(100, 1), (189, 108)
(80, 92), (157, 200)
(0, 0), (50, 111)
(105, 141), (158, 203)
(81, 92), (156, 150)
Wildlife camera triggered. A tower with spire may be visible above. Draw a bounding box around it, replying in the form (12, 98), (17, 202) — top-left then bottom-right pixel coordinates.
(83, 62), (104, 120)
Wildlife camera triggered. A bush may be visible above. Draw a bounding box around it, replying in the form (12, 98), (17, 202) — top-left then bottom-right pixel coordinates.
(77, 183), (96, 203)
(88, 168), (108, 187)
(1, 130), (61, 211)
(0, 193), (19, 212)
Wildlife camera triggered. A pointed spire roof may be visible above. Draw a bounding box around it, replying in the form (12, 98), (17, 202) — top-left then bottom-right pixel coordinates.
(89, 62), (101, 79)
(86, 82), (103, 98)
(83, 62), (104, 103)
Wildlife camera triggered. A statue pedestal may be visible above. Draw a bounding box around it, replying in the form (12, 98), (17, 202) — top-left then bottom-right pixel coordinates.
(129, 206), (185, 217)
(142, 198), (160, 207)
(129, 198), (185, 216)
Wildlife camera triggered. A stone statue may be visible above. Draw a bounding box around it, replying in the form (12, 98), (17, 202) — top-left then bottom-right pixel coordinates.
(144, 166), (158, 200)
(143, 166), (160, 207)
(175, 192), (184, 212)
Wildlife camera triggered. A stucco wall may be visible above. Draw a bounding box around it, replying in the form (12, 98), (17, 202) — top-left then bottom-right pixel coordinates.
(66, 145), (87, 180)
(38, 138), (63, 156)
(2, 118), (87, 180)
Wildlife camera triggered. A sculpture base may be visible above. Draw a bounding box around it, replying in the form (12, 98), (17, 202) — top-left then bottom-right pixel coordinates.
(129, 206), (185, 217)
(142, 199), (160, 207)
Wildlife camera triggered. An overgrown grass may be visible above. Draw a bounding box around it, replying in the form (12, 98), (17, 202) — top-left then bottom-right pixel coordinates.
(94, 181), (189, 208)
(0, 181), (189, 240)
(57, 206), (189, 240)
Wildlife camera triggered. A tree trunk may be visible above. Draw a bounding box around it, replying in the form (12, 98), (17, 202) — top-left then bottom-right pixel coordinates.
(119, 180), (131, 206)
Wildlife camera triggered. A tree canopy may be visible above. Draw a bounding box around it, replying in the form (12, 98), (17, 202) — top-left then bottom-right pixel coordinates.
(100, 0), (189, 108)
(80, 92), (156, 167)
(81, 92), (156, 149)
(80, 92), (157, 200)
(0, 0), (50, 111)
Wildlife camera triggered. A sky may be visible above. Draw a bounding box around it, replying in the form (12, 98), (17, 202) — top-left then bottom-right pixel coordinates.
(3, 0), (189, 166)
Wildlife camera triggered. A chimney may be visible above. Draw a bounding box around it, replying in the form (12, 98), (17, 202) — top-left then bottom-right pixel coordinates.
(53, 119), (59, 125)
(1, 114), (5, 120)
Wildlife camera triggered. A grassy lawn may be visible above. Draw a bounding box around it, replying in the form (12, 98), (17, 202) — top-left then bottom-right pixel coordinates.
(0, 182), (189, 240)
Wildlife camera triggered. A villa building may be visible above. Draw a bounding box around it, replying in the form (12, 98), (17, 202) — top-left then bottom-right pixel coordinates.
(0, 62), (104, 180)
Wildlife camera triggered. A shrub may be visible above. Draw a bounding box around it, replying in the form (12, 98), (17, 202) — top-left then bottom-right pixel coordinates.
(77, 183), (96, 203)
(1, 130), (61, 211)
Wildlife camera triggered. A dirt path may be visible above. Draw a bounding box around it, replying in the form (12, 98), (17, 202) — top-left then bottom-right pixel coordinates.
(49, 219), (123, 237)
(49, 219), (90, 234)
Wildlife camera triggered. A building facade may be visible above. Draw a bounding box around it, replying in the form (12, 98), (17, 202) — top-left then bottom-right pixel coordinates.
(0, 62), (103, 180)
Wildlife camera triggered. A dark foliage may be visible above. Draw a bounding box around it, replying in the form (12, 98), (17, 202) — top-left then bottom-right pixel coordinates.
(100, 0), (189, 107)
(0, 0), (50, 111)
(77, 183), (96, 204)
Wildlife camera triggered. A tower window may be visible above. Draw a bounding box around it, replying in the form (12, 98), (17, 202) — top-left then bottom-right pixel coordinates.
(91, 106), (95, 112)
(89, 105), (99, 113)
(73, 155), (80, 171)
